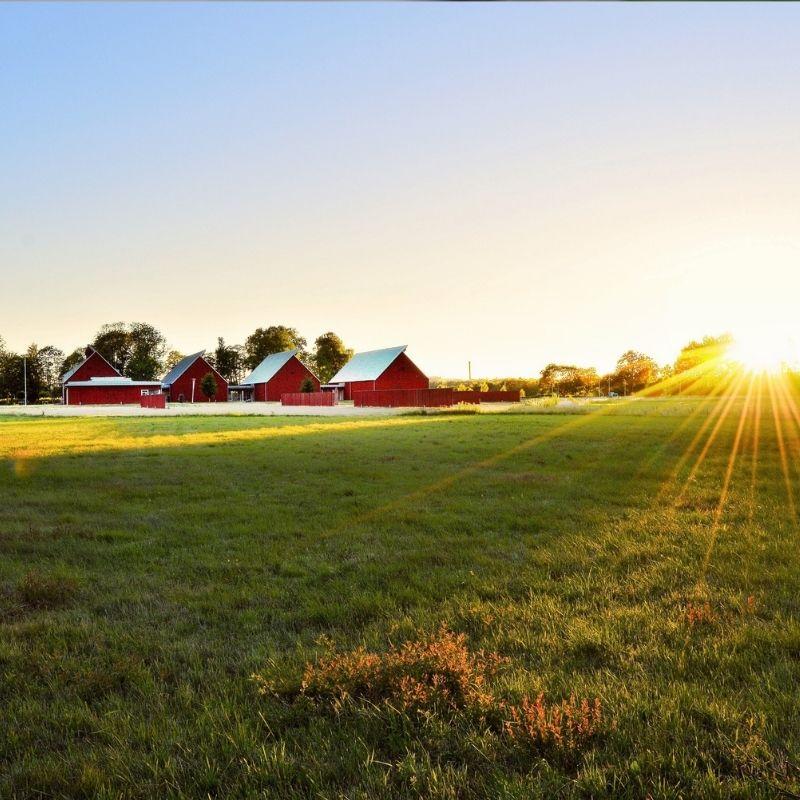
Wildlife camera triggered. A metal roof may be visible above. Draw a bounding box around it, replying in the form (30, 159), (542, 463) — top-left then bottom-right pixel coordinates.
(329, 345), (407, 383)
(61, 347), (120, 384)
(241, 349), (299, 386)
(161, 351), (205, 386)
(67, 377), (161, 387)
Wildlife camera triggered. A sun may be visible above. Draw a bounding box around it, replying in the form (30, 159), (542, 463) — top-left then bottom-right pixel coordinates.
(727, 325), (798, 374)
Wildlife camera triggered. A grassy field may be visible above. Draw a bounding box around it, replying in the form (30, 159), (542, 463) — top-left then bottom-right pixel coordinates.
(1, 398), (799, 799)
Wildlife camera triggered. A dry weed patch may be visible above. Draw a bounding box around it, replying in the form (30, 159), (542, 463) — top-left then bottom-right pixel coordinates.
(254, 625), (607, 757)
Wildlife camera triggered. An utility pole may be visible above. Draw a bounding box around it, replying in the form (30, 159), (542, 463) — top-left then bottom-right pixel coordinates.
(23, 357), (27, 406)
(468, 361), (472, 381)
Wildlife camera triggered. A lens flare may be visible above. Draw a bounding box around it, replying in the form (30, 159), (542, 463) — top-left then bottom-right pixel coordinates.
(728, 326), (798, 374)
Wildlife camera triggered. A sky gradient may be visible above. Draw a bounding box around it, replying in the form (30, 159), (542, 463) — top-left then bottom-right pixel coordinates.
(2, 3), (799, 377)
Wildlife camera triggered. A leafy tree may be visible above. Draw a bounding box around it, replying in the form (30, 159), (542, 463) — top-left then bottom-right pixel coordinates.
(92, 323), (131, 373)
(36, 345), (65, 398)
(312, 332), (352, 383)
(0, 347), (22, 402)
(127, 322), (167, 380)
(91, 322), (167, 379)
(300, 376), (315, 393)
(211, 338), (245, 383)
(612, 350), (658, 394)
(164, 350), (185, 371)
(671, 334), (735, 394)
(538, 364), (599, 396)
(200, 372), (218, 401)
(22, 344), (43, 402)
(244, 326), (307, 370)
(60, 348), (85, 380)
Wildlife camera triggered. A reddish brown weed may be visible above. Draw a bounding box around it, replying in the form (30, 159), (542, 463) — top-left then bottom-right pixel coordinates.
(254, 625), (607, 756)
(685, 601), (716, 627)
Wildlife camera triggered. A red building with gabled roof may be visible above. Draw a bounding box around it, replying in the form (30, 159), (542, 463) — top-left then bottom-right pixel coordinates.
(61, 347), (162, 405)
(161, 351), (228, 402)
(325, 345), (428, 401)
(238, 349), (320, 402)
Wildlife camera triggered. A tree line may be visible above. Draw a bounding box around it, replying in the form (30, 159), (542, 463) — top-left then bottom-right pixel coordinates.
(0, 327), (762, 404)
(0, 323), (352, 404)
(433, 334), (744, 397)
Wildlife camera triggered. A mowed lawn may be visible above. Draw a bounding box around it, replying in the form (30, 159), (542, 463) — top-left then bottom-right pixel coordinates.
(1, 401), (799, 799)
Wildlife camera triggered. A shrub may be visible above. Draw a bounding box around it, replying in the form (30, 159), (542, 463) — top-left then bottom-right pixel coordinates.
(295, 625), (505, 714)
(300, 377), (315, 393)
(503, 693), (603, 752)
(254, 625), (606, 758)
(200, 372), (218, 400)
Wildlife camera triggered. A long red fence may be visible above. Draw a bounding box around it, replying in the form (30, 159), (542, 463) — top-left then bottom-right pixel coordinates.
(353, 388), (454, 408)
(453, 390), (521, 404)
(281, 392), (336, 406)
(140, 394), (166, 409)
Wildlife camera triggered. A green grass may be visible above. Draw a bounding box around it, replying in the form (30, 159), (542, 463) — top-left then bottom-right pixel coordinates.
(1, 400), (798, 798)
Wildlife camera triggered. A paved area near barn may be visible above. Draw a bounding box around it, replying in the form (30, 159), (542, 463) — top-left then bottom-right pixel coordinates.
(0, 401), (407, 418)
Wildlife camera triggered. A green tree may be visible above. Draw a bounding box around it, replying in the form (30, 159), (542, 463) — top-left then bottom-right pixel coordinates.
(91, 323), (131, 373)
(91, 322), (167, 379)
(200, 372), (218, 401)
(60, 348), (85, 380)
(312, 332), (352, 383)
(211, 337), (245, 383)
(300, 377), (315, 393)
(0, 341), (23, 402)
(36, 345), (65, 398)
(674, 334), (733, 375)
(22, 344), (43, 402)
(164, 350), (185, 371)
(612, 350), (658, 395)
(126, 322), (167, 380)
(538, 364), (599, 396)
(244, 326), (307, 370)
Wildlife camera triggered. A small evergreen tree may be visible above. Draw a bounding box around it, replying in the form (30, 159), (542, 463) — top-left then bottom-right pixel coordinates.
(200, 372), (218, 401)
(300, 377), (315, 393)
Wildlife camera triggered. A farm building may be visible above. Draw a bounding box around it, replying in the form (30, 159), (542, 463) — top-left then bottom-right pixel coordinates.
(324, 345), (428, 401)
(161, 351), (228, 403)
(235, 349), (320, 402)
(64, 377), (163, 405)
(61, 347), (161, 405)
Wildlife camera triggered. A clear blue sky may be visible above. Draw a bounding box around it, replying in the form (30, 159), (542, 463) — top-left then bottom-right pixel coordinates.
(2, 3), (799, 376)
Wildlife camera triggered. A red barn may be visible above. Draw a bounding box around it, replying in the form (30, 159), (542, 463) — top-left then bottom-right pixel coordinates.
(241, 349), (320, 402)
(325, 345), (428, 401)
(61, 346), (119, 401)
(64, 377), (162, 405)
(61, 347), (161, 405)
(161, 351), (228, 403)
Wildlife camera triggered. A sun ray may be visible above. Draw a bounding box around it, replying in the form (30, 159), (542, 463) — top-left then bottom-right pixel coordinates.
(749, 372), (763, 522)
(767, 374), (796, 525)
(697, 371), (756, 581)
(667, 370), (748, 505)
(643, 365), (739, 491)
